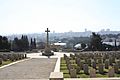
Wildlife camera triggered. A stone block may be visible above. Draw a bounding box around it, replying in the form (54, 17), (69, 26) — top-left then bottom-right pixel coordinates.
(90, 68), (96, 78)
(105, 60), (109, 69)
(108, 68), (115, 77)
(70, 68), (77, 78)
(49, 72), (63, 80)
(98, 64), (104, 74)
(83, 64), (89, 75)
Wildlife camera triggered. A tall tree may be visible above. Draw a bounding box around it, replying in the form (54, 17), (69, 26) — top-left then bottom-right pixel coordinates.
(30, 38), (37, 50)
(90, 32), (103, 51)
(30, 38), (33, 49)
(2, 36), (9, 50)
(33, 38), (36, 49)
(0, 36), (11, 51)
(0, 36), (2, 49)
(12, 35), (29, 51)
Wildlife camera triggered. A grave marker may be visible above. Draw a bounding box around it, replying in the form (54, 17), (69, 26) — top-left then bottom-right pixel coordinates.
(83, 64), (89, 75)
(90, 68), (96, 78)
(108, 68), (115, 77)
(98, 64), (104, 74)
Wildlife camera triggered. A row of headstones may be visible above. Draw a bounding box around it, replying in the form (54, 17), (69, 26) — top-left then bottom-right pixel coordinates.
(90, 67), (115, 78)
(75, 57), (120, 69)
(70, 52), (120, 65)
(64, 54), (89, 78)
(64, 54), (77, 78)
(64, 54), (119, 78)
(0, 53), (27, 65)
(74, 52), (120, 60)
(69, 63), (117, 78)
(75, 54), (120, 74)
(73, 53), (120, 69)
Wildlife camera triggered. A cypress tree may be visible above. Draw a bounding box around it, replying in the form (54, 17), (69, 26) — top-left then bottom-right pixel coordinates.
(33, 38), (36, 49)
(30, 38), (33, 50)
(12, 35), (29, 51)
(0, 36), (2, 49)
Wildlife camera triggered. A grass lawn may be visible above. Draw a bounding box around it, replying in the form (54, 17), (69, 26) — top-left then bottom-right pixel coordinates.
(0, 60), (12, 67)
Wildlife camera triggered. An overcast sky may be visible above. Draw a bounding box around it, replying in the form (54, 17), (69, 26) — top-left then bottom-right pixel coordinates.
(0, 0), (120, 35)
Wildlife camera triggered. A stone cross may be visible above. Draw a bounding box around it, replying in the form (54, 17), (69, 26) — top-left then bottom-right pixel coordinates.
(45, 28), (50, 48)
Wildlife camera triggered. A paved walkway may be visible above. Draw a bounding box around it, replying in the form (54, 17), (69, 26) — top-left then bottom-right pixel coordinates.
(27, 52), (73, 72)
(0, 52), (72, 79)
(27, 52), (73, 58)
(0, 58), (57, 79)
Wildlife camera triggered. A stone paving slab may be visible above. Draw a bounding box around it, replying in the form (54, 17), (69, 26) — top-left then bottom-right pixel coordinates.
(0, 58), (57, 79)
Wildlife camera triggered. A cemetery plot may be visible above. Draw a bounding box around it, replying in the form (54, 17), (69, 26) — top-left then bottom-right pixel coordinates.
(60, 52), (120, 78)
(0, 53), (27, 67)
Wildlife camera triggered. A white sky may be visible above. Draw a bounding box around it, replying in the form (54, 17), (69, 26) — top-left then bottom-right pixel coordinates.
(0, 0), (120, 35)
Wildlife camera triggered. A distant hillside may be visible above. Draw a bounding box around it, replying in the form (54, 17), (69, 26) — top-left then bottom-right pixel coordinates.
(7, 30), (120, 42)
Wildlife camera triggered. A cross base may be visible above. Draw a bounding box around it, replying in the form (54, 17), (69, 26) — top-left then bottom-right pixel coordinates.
(42, 47), (54, 56)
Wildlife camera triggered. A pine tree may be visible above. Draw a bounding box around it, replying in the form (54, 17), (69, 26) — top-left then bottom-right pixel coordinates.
(90, 32), (103, 51)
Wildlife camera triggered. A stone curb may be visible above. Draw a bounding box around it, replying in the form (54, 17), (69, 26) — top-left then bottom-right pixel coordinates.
(53, 57), (60, 72)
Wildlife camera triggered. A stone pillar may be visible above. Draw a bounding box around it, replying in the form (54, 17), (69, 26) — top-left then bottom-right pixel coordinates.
(45, 28), (50, 48)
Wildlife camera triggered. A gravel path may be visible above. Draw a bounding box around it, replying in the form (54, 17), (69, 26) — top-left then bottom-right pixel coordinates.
(0, 58), (57, 79)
